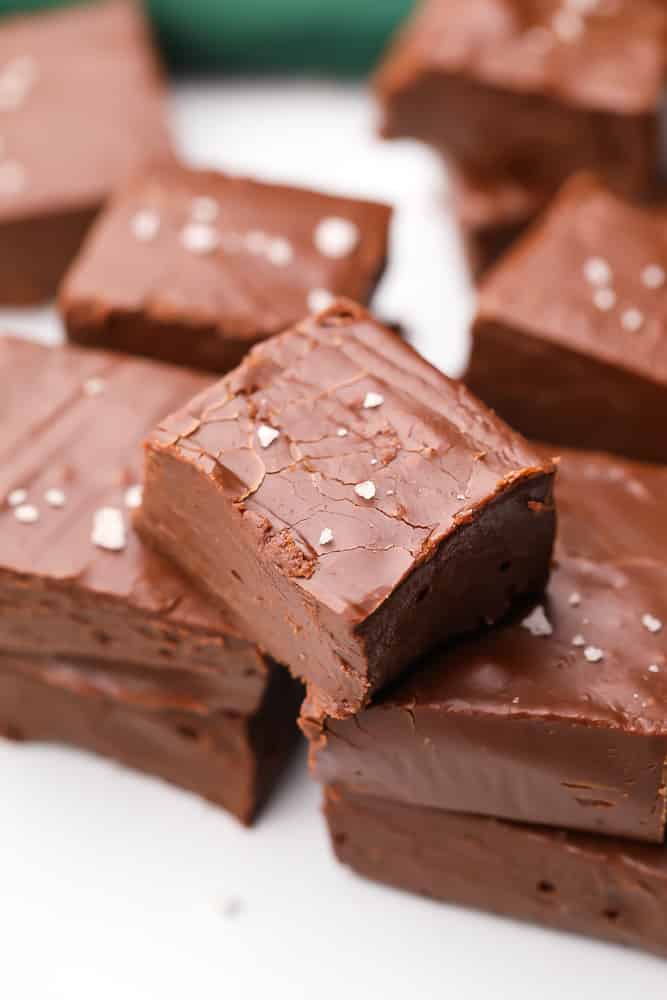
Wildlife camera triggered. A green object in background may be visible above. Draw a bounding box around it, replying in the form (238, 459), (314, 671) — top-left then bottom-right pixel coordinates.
(0, 0), (414, 75)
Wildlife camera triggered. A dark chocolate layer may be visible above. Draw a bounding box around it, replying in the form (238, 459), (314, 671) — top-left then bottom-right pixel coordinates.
(139, 300), (555, 718)
(325, 787), (667, 959)
(309, 447), (667, 842)
(60, 163), (392, 372)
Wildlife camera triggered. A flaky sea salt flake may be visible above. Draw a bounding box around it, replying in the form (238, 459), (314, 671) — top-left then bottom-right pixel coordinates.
(44, 488), (65, 508)
(521, 605), (553, 637)
(354, 480), (376, 501)
(363, 392), (384, 410)
(257, 425), (280, 449)
(92, 507), (126, 552)
(14, 504), (39, 524)
(124, 484), (143, 509)
(642, 613), (663, 634)
(314, 217), (360, 259)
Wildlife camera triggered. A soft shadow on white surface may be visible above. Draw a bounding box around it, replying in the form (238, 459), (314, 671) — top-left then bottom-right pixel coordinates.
(1, 81), (664, 999)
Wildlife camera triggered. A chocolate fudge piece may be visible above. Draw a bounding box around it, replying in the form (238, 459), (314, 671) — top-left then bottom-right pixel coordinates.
(139, 301), (556, 720)
(0, 0), (171, 305)
(0, 337), (300, 823)
(60, 164), (392, 373)
(308, 447), (667, 843)
(0, 653), (299, 824)
(451, 167), (543, 281)
(325, 787), (667, 960)
(467, 174), (667, 462)
(376, 0), (667, 200)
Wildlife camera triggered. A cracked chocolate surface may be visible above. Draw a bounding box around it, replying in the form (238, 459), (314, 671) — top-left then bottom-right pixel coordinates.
(310, 447), (667, 842)
(151, 301), (551, 617)
(140, 301), (556, 717)
(60, 163), (391, 372)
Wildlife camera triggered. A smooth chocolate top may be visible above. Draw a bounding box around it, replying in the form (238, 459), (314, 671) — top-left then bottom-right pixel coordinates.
(0, 336), (235, 633)
(0, 0), (170, 222)
(476, 174), (667, 385)
(60, 164), (392, 341)
(332, 447), (667, 732)
(377, 0), (667, 115)
(148, 301), (553, 624)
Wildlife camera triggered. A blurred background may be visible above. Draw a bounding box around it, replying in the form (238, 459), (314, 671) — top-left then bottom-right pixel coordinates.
(1, 0), (414, 73)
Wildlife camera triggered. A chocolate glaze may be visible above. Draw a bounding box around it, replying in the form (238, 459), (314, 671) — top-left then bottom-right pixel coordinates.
(60, 163), (392, 372)
(139, 300), (556, 719)
(309, 447), (667, 842)
(325, 787), (667, 960)
(468, 174), (667, 462)
(376, 0), (667, 201)
(0, 0), (171, 304)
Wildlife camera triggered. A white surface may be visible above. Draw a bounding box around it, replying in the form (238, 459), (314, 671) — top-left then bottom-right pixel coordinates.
(1, 82), (664, 998)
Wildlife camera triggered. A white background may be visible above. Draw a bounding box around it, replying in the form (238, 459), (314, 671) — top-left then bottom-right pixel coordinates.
(1, 81), (664, 998)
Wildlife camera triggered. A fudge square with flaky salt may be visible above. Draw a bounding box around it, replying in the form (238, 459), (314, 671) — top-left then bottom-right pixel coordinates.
(138, 300), (556, 720)
(467, 173), (667, 463)
(60, 163), (392, 373)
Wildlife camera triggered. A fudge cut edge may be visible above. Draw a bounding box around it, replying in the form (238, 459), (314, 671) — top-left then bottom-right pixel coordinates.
(59, 166), (392, 372)
(466, 174), (667, 462)
(139, 302), (556, 719)
(374, 1), (665, 198)
(0, 650), (302, 825)
(324, 786), (667, 959)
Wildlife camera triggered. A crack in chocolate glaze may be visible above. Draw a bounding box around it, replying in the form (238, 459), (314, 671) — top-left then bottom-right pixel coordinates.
(141, 301), (556, 716)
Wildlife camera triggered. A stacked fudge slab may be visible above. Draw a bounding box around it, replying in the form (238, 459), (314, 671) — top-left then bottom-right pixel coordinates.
(0, 337), (301, 824)
(0, 0), (171, 304)
(467, 174), (667, 462)
(137, 301), (556, 720)
(60, 164), (392, 373)
(375, 0), (667, 277)
(314, 447), (667, 957)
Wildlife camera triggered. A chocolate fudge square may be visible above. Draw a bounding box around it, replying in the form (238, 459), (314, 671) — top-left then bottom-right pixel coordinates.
(60, 164), (392, 373)
(467, 174), (667, 462)
(0, 0), (171, 305)
(450, 167), (544, 281)
(376, 0), (667, 199)
(308, 447), (667, 842)
(1, 652), (299, 823)
(325, 788), (667, 960)
(139, 301), (556, 720)
(0, 337), (300, 824)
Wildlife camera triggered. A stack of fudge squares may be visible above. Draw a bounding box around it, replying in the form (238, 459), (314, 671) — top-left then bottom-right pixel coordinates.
(0, 0), (391, 823)
(3, 0), (667, 966)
